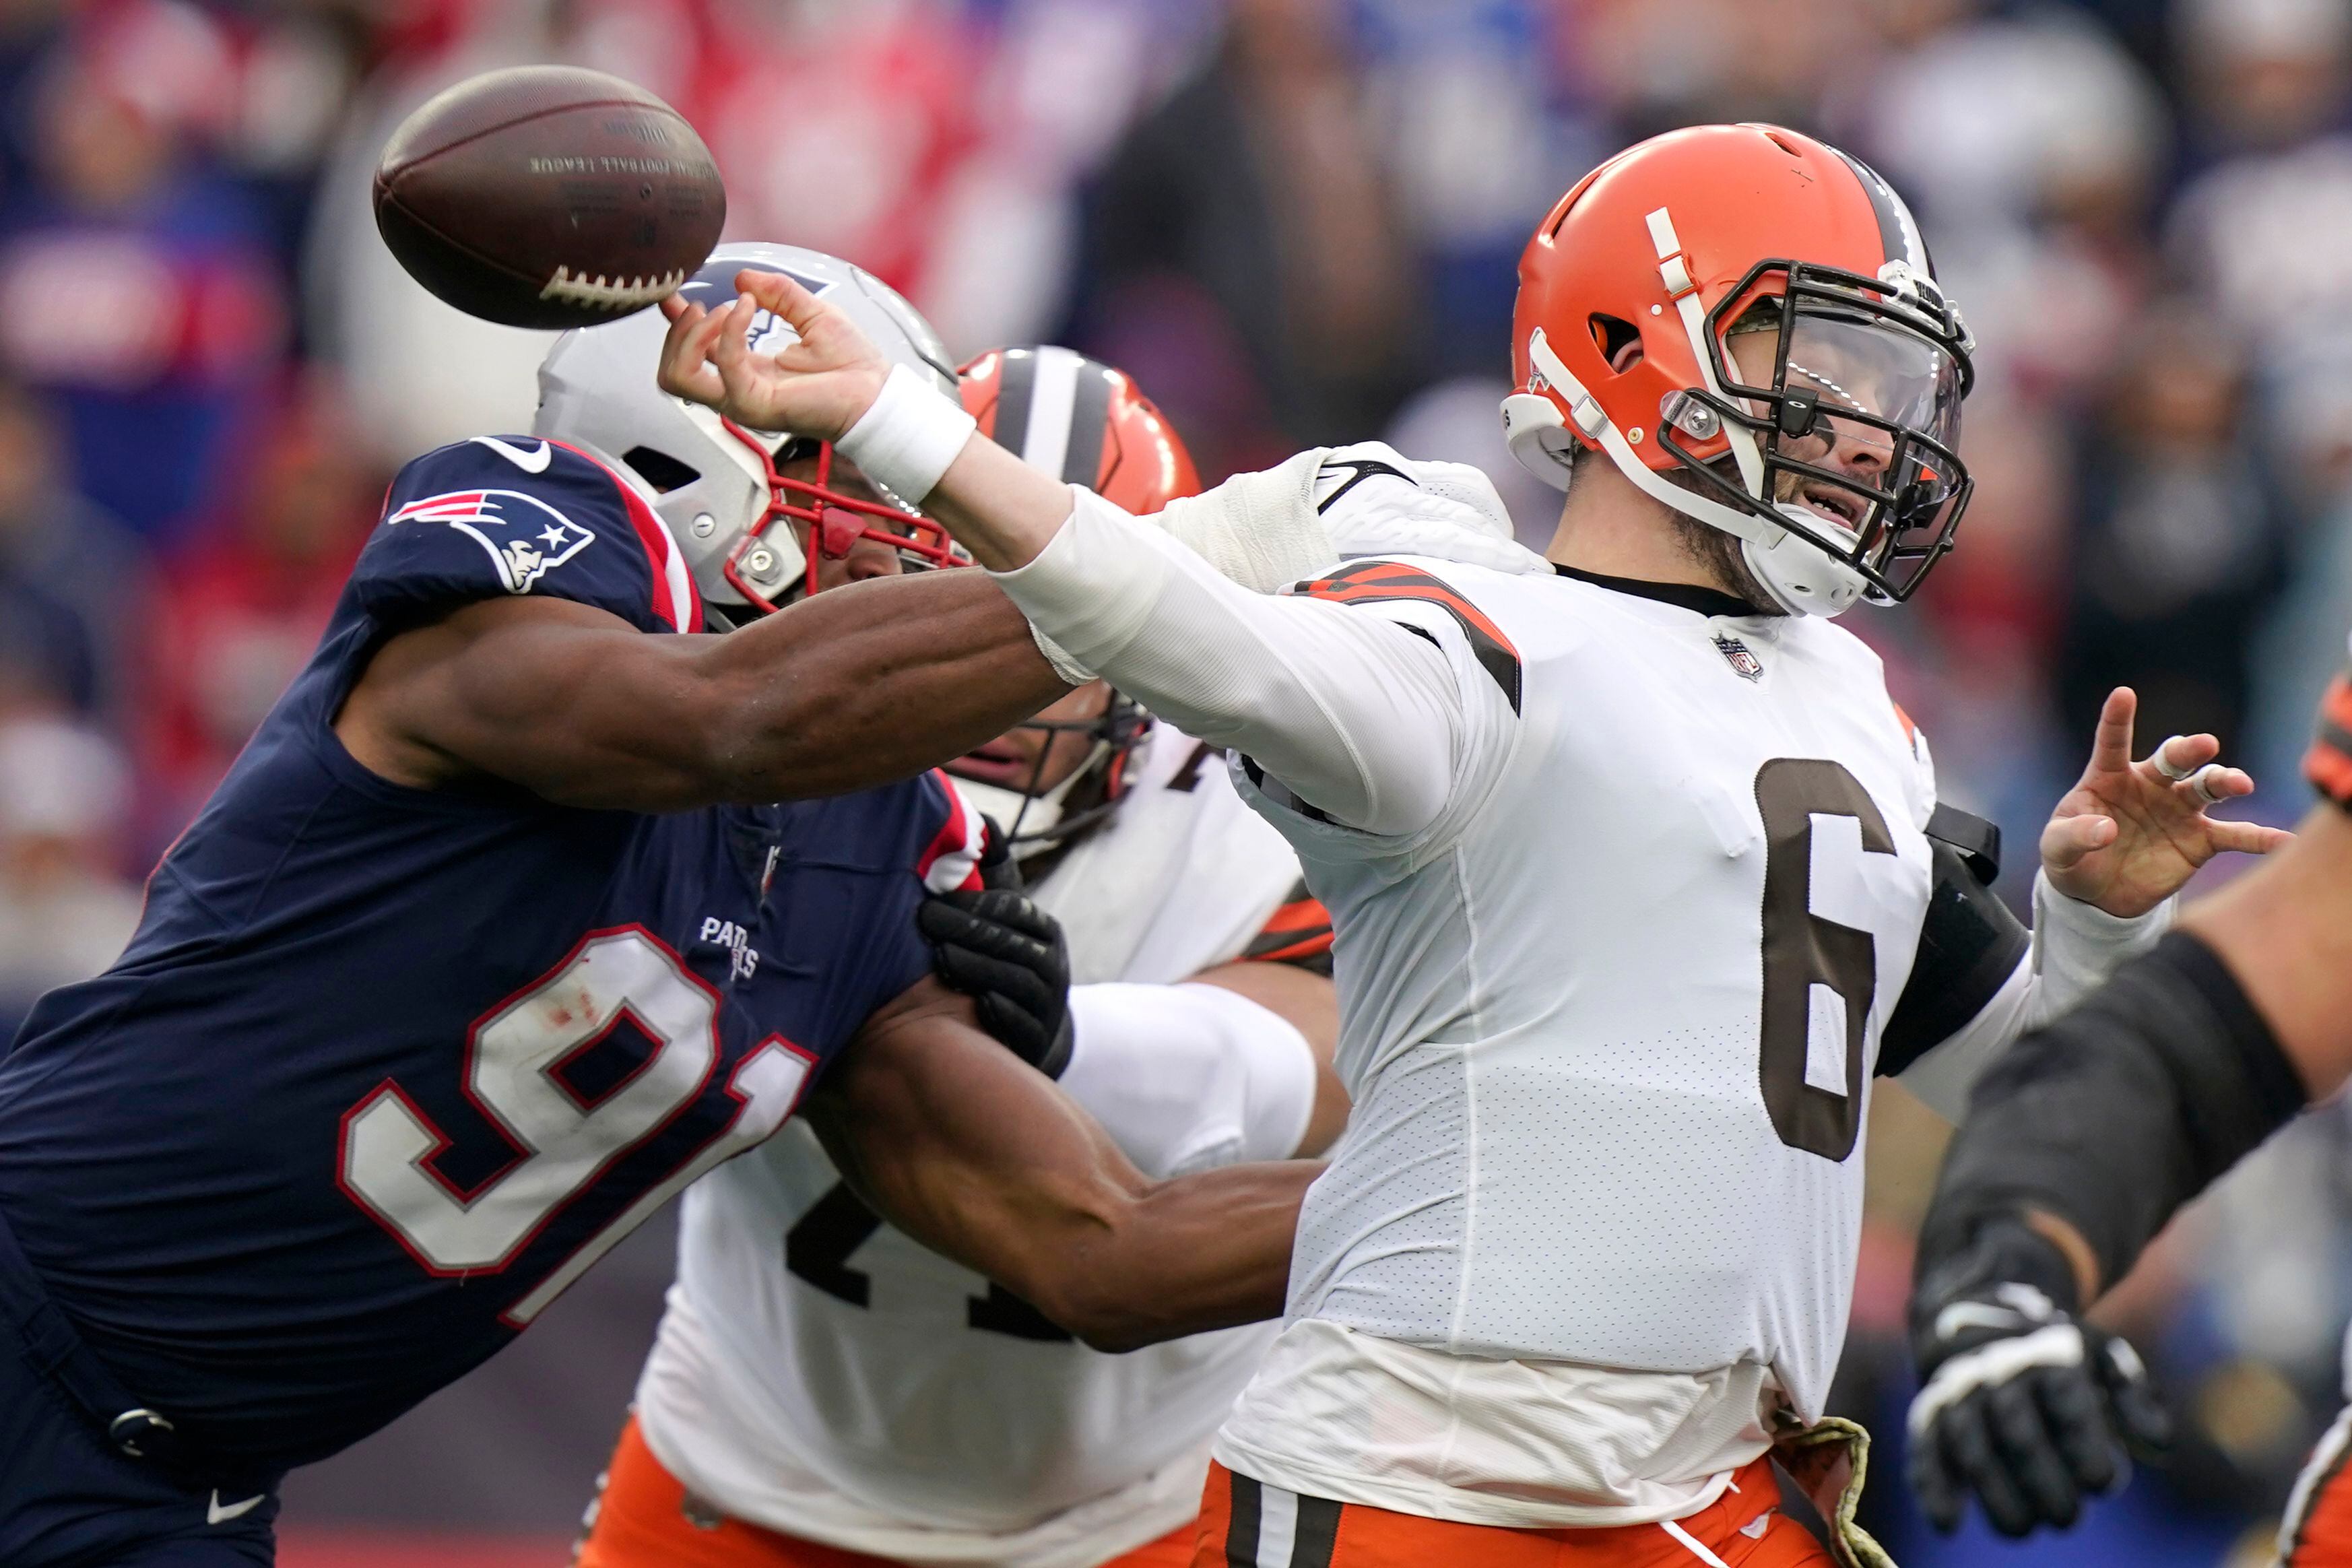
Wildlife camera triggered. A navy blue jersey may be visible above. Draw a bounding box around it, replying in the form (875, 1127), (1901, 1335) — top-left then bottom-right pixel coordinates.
(0, 438), (983, 1472)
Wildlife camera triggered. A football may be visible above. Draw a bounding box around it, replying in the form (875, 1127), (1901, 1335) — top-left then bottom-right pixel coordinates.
(372, 66), (727, 330)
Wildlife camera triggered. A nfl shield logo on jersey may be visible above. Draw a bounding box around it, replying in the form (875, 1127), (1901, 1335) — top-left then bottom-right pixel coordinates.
(387, 489), (597, 593)
(1713, 634), (1765, 682)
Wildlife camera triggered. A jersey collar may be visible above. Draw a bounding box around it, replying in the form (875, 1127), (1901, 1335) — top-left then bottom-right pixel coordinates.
(1552, 563), (1761, 620)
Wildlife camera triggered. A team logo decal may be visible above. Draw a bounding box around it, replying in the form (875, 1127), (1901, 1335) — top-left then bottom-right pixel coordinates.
(387, 489), (596, 593)
(1713, 633), (1765, 682)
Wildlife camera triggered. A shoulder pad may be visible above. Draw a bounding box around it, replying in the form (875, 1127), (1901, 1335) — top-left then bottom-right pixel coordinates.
(352, 437), (700, 634)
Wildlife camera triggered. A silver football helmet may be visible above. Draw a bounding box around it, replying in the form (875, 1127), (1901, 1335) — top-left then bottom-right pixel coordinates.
(533, 242), (962, 617)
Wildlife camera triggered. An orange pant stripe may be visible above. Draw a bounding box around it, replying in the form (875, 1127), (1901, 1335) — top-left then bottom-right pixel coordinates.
(575, 1413), (1195, 1568)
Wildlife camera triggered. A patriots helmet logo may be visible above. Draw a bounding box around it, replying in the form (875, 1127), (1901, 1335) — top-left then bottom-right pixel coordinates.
(387, 489), (597, 593)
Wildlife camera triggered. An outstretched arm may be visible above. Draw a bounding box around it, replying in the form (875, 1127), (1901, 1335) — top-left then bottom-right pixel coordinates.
(337, 570), (1065, 810)
(804, 977), (1317, 1351)
(657, 274), (1483, 837)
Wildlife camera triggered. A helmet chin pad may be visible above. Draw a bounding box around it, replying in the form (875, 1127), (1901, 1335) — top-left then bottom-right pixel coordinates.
(1738, 502), (1867, 617)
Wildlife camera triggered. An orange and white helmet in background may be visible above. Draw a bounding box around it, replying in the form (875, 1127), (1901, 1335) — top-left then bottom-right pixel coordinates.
(960, 346), (1203, 515)
(952, 346), (1203, 859)
(1503, 123), (1975, 617)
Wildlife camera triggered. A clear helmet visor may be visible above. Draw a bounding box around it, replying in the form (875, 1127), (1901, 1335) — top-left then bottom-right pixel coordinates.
(1721, 300), (1970, 599)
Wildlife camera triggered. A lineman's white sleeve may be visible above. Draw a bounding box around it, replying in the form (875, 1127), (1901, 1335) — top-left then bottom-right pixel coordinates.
(1896, 870), (2176, 1120)
(1057, 981), (1318, 1178)
(991, 488), (1470, 837)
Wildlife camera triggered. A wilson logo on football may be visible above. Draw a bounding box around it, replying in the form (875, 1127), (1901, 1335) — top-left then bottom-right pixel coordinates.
(388, 489), (597, 593)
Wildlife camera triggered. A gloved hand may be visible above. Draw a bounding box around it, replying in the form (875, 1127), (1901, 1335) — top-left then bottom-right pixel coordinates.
(917, 888), (1073, 1078)
(1907, 1217), (2169, 1537)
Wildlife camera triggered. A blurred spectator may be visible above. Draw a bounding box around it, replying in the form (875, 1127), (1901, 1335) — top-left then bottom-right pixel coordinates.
(2059, 306), (2291, 762)
(696, 0), (985, 311)
(0, 717), (140, 1040)
(1843, 1), (2166, 410)
(915, 0), (1221, 353)
(306, 23), (560, 467)
(1357, 0), (1602, 378)
(1572, 0), (1849, 144)
(2175, 0), (2351, 160)
(0, 0), (287, 539)
(1074, 0), (1425, 476)
(138, 375), (374, 845)
(0, 378), (146, 724)
(2167, 0), (2352, 503)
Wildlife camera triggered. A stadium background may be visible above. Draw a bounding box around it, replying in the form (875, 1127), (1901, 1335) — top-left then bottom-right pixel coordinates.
(0, 0), (2343, 1562)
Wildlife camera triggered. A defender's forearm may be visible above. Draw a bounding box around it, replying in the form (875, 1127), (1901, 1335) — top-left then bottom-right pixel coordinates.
(697, 566), (1067, 801)
(1055, 1157), (1317, 1351)
(814, 983), (1314, 1352)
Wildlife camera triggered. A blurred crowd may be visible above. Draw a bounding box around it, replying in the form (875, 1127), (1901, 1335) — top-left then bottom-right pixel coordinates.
(3, 0), (2352, 1560)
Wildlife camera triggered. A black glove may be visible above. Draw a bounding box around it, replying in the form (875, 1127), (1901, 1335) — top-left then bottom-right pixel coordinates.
(1907, 1217), (2170, 1538)
(917, 888), (1072, 1077)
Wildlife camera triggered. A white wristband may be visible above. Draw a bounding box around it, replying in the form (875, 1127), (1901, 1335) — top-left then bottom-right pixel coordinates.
(834, 362), (977, 504)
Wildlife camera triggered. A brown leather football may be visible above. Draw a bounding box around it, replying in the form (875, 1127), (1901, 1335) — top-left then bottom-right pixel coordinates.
(373, 67), (727, 330)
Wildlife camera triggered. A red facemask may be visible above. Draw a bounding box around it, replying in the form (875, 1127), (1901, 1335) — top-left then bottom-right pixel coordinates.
(715, 416), (963, 611)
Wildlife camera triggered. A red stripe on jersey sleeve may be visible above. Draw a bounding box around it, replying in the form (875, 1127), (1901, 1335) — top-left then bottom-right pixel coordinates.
(917, 770), (985, 893)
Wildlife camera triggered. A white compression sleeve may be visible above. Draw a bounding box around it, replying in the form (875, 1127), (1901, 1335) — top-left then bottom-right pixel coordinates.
(989, 488), (1466, 836)
(2025, 866), (2176, 1020)
(1057, 981), (1319, 1179)
(1895, 870), (2177, 1122)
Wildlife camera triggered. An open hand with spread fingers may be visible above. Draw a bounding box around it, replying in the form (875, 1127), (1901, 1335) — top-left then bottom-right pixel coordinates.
(2039, 687), (2291, 917)
(657, 269), (890, 443)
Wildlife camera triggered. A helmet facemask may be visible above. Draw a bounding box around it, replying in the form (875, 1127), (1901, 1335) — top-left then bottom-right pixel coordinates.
(534, 242), (969, 622)
(1657, 260), (1974, 608)
(704, 412), (962, 614)
(948, 692), (1150, 867)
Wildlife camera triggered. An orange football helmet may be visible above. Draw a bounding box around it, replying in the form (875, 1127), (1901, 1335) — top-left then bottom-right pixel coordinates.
(1503, 123), (1974, 616)
(960, 346), (1203, 515)
(952, 346), (1204, 859)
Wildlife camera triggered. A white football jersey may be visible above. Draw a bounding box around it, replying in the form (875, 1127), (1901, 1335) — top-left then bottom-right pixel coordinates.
(1212, 562), (1937, 1515)
(633, 723), (1317, 1568)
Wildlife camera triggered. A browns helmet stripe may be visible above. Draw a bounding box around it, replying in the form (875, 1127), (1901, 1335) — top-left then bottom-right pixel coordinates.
(1297, 560), (1524, 713)
(962, 344), (1200, 514)
(1828, 145), (1928, 276)
(990, 348), (1036, 460)
(1060, 356), (1112, 487)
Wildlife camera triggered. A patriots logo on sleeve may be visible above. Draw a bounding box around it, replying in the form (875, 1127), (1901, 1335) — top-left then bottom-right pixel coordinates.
(387, 489), (597, 594)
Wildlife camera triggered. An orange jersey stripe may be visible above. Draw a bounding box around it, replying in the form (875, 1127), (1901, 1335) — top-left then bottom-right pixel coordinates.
(1296, 561), (1523, 713)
